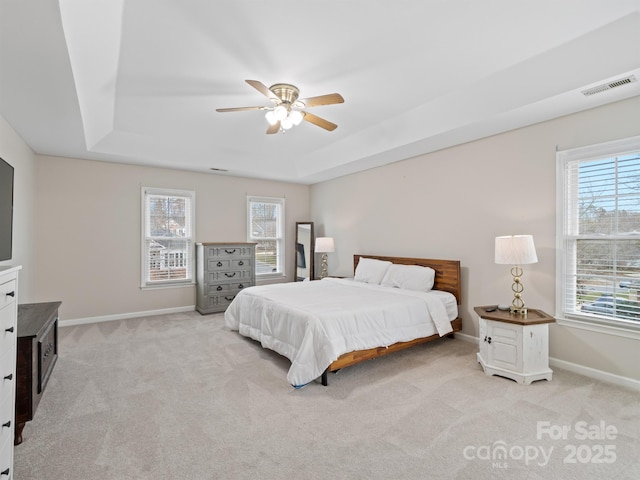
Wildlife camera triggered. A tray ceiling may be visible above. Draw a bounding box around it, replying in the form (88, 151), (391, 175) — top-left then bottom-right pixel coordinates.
(1, 1), (639, 184)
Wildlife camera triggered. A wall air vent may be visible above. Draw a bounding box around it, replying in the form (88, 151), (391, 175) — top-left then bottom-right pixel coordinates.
(581, 75), (637, 96)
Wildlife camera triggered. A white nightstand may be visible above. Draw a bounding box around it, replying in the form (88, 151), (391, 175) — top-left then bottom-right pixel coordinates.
(474, 306), (555, 385)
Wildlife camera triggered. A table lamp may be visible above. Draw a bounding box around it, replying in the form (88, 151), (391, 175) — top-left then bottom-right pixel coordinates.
(495, 235), (538, 315)
(315, 237), (334, 279)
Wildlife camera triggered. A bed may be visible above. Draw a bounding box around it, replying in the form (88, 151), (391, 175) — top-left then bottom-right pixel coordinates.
(224, 254), (462, 387)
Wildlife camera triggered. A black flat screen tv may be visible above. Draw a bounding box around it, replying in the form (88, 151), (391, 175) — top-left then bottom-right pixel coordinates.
(0, 157), (14, 261)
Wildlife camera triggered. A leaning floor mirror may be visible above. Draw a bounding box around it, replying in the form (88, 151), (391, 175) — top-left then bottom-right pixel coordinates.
(295, 222), (314, 281)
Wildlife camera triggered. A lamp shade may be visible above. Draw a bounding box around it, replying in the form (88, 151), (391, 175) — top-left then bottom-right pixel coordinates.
(315, 237), (335, 253)
(495, 235), (538, 265)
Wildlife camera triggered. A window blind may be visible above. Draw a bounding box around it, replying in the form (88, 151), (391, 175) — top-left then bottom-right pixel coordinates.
(559, 141), (640, 326)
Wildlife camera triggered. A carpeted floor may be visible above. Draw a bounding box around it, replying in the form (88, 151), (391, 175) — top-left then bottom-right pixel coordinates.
(13, 311), (640, 479)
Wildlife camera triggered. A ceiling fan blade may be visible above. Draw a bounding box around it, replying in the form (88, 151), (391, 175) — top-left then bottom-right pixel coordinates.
(298, 93), (344, 108)
(246, 80), (280, 102)
(266, 121), (281, 134)
(302, 112), (338, 131)
(216, 106), (267, 113)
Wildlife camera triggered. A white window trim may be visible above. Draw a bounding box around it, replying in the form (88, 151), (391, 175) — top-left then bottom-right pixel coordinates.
(141, 187), (196, 289)
(556, 135), (640, 340)
(247, 195), (286, 280)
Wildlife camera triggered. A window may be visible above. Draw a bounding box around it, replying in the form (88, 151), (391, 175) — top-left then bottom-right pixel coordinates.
(248, 196), (285, 277)
(557, 136), (640, 333)
(142, 187), (195, 288)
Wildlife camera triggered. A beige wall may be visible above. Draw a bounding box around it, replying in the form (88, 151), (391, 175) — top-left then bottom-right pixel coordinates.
(35, 156), (309, 320)
(0, 114), (37, 301)
(4, 96), (640, 382)
(310, 96), (640, 381)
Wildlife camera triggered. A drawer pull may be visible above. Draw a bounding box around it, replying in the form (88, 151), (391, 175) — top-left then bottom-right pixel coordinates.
(217, 261), (223, 267)
(4, 326), (13, 333)
(3, 374), (12, 381)
(238, 260), (244, 266)
(5, 291), (14, 298)
(1, 468), (9, 476)
(2, 421), (10, 428)
(216, 286), (223, 291)
(224, 296), (235, 301)
(44, 343), (53, 358)
(225, 272), (236, 278)
(225, 249), (237, 254)
(238, 284), (244, 289)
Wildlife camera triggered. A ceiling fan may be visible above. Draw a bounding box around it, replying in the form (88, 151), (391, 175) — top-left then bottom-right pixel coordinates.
(216, 80), (344, 134)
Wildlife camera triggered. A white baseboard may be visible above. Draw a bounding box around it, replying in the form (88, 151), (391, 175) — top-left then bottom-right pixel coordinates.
(453, 331), (479, 344)
(549, 357), (640, 392)
(59, 305), (196, 327)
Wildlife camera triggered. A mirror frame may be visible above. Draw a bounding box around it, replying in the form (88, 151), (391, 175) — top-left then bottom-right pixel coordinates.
(295, 222), (314, 281)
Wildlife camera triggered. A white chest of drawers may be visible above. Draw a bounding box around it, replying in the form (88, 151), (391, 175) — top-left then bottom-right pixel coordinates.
(0, 266), (20, 480)
(196, 243), (256, 314)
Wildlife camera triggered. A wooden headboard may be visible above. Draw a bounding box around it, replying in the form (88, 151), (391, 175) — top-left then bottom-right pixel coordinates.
(353, 254), (462, 304)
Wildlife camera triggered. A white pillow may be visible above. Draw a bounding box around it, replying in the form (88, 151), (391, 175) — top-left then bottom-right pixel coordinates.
(354, 258), (392, 284)
(380, 264), (435, 292)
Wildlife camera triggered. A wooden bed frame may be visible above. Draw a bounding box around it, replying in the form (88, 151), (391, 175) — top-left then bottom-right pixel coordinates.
(320, 254), (462, 386)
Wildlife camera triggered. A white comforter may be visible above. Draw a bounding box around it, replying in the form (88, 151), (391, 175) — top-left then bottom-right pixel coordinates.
(224, 278), (457, 387)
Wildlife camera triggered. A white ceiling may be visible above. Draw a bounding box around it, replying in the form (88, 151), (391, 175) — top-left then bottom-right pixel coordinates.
(1, 1), (639, 185)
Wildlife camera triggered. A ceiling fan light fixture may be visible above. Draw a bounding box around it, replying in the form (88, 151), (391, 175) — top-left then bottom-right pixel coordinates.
(218, 80), (343, 134)
(265, 110), (278, 125)
(289, 110), (304, 126)
(274, 105), (288, 121)
(281, 117), (294, 130)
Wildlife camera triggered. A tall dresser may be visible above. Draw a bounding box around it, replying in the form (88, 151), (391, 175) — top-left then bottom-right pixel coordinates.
(196, 243), (256, 314)
(0, 266), (20, 480)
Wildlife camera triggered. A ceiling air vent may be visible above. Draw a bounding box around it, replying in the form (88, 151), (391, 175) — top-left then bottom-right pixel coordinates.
(581, 75), (637, 96)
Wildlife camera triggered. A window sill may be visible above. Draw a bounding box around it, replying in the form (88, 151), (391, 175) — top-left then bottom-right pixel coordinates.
(141, 281), (196, 291)
(556, 314), (640, 340)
